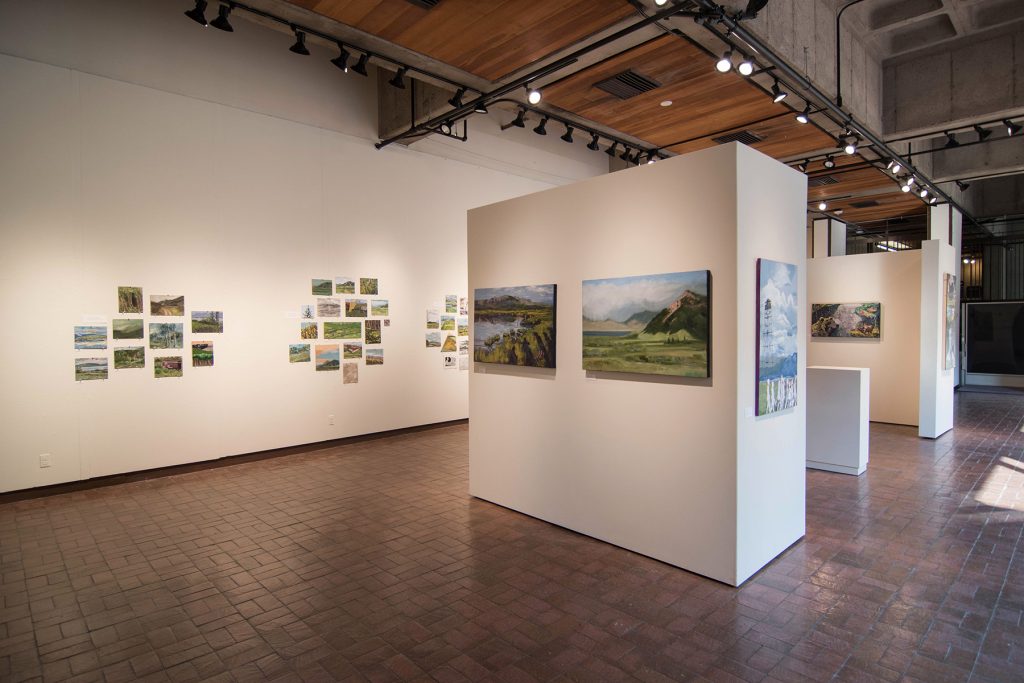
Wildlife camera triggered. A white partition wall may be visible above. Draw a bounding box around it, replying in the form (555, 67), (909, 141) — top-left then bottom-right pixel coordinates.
(919, 239), (956, 438)
(468, 143), (807, 586)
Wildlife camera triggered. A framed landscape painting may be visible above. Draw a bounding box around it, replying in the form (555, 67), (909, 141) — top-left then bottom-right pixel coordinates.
(582, 271), (708, 377)
(811, 303), (881, 338)
(756, 259), (798, 416)
(473, 285), (556, 368)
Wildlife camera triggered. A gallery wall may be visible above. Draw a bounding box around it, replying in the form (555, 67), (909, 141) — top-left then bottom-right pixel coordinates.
(807, 251), (922, 425)
(0, 0), (607, 493)
(468, 144), (807, 586)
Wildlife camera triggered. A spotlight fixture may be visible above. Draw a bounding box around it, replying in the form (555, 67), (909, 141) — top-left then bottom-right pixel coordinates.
(655, 0), (669, 5)
(770, 80), (788, 103)
(944, 131), (959, 149)
(331, 43), (350, 72)
(439, 120), (453, 136)
(886, 158), (903, 175)
(929, 196), (938, 205)
(351, 53), (370, 76)
(210, 3), (233, 32)
(447, 87), (465, 108)
(630, 151), (642, 165)
(822, 155), (835, 169)
(919, 188), (929, 198)
(620, 146), (632, 161)
(716, 51), (733, 73)
(843, 136), (857, 155)
(956, 180), (971, 191)
(647, 155), (658, 164)
(587, 133), (601, 151)
(1006, 119), (1022, 136)
(184, 0), (208, 26)
(289, 29), (310, 56)
(388, 66), (408, 89)
(818, 201), (827, 211)
(737, 57), (754, 77)
(474, 101), (488, 114)
(900, 180), (912, 193)
(795, 160), (808, 173)
(974, 125), (992, 142)
(606, 142), (620, 157)
(527, 87), (542, 105)
(509, 108), (527, 128)
(560, 125), (574, 143)
(796, 105), (810, 124)
(533, 116), (548, 136)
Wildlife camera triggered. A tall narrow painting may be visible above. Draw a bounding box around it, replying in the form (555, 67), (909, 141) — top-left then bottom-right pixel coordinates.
(756, 259), (798, 416)
(473, 285), (556, 368)
(582, 271), (709, 377)
(944, 273), (957, 370)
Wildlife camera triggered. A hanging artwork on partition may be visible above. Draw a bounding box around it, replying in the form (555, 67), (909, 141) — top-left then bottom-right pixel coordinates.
(300, 321), (318, 339)
(811, 303), (880, 338)
(112, 319), (144, 340)
(149, 323), (183, 349)
(366, 348), (383, 366)
(114, 347), (145, 369)
(473, 285), (556, 368)
(343, 362), (358, 384)
(944, 273), (957, 370)
(315, 344), (340, 371)
(191, 311), (223, 333)
(117, 286), (143, 314)
(312, 279), (332, 296)
(154, 356), (183, 378)
(756, 259), (798, 416)
(318, 298), (341, 318)
(75, 357), (108, 381)
(371, 299), (389, 316)
(325, 322), (361, 339)
(582, 271), (708, 377)
(289, 344), (310, 363)
(335, 277), (355, 294)
(150, 295), (184, 316)
(345, 299), (368, 317)
(75, 326), (107, 350)
(360, 278), (379, 295)
(191, 342), (214, 367)
(365, 320), (381, 344)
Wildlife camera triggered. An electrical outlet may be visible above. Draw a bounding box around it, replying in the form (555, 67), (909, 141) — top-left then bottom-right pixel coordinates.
(39, 453), (51, 468)
(328, 414), (335, 426)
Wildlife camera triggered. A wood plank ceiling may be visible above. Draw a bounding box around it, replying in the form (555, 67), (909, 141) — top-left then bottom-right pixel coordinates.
(281, 0), (928, 227)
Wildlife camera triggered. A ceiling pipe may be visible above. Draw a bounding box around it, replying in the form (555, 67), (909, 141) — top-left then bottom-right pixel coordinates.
(835, 0), (871, 109)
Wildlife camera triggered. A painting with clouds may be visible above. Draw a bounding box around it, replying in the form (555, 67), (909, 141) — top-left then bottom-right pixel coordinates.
(756, 259), (798, 416)
(473, 285), (556, 368)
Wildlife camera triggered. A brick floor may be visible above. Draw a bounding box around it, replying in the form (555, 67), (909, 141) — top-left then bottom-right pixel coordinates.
(1, 391), (1022, 682)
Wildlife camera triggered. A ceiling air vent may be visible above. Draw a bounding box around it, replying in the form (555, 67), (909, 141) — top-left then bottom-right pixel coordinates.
(405, 0), (442, 8)
(807, 175), (839, 187)
(711, 130), (764, 145)
(850, 199), (880, 208)
(594, 70), (661, 100)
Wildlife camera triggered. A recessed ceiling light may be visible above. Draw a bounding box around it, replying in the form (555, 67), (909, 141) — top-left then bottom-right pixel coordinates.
(818, 201), (827, 211)
(660, 100), (673, 107)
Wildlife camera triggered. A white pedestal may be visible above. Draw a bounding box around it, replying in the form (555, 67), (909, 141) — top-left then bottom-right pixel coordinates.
(806, 366), (870, 475)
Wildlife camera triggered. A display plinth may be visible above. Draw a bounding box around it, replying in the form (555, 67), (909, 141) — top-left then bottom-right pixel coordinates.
(468, 143), (807, 586)
(806, 366), (869, 475)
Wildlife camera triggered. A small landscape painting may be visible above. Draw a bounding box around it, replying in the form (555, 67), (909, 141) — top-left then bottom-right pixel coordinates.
(345, 299), (368, 317)
(365, 320), (381, 344)
(474, 285), (556, 368)
(75, 357), (108, 381)
(360, 278), (379, 295)
(117, 286), (143, 313)
(582, 271), (709, 377)
(440, 315), (455, 331)
(343, 342), (363, 359)
(301, 321), (318, 339)
(289, 344), (310, 363)
(149, 323), (183, 349)
(442, 335), (457, 352)
(445, 295), (458, 314)
(756, 259), (798, 416)
(112, 319), (144, 340)
(191, 342), (214, 367)
(335, 277), (355, 294)
(312, 279), (332, 296)
(154, 356), (183, 378)
(191, 311), (223, 333)
(811, 303), (881, 338)
(325, 322), (361, 339)
(426, 309), (440, 329)
(343, 362), (358, 384)
(114, 346), (145, 369)
(150, 295), (184, 316)
(75, 326), (107, 350)
(315, 344), (340, 371)
(426, 331), (441, 348)
(459, 297), (468, 316)
(457, 317), (469, 337)
(366, 348), (383, 366)
(371, 299), (389, 316)
(318, 298), (341, 318)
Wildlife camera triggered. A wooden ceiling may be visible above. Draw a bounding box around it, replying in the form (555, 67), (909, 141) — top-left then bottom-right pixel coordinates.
(821, 191), (928, 225)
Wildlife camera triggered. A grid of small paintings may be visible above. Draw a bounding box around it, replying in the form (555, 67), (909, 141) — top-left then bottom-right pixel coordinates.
(74, 286), (223, 381)
(425, 294), (469, 370)
(291, 276), (388, 383)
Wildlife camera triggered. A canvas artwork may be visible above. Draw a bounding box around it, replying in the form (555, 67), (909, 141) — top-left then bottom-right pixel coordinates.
(440, 315), (455, 331)
(366, 348), (383, 366)
(149, 322), (183, 349)
(289, 344), (310, 363)
(117, 286), (143, 313)
(582, 271), (709, 377)
(324, 322), (361, 339)
(318, 297), (341, 318)
(312, 279), (332, 296)
(360, 278), (379, 295)
(191, 311), (223, 333)
(154, 356), (183, 378)
(300, 304), (315, 319)
(445, 295), (458, 314)
(457, 317), (469, 337)
(811, 303), (881, 338)
(426, 309), (440, 329)
(756, 259), (798, 416)
(150, 295), (184, 316)
(441, 335), (457, 352)
(114, 346), (145, 369)
(343, 342), (363, 359)
(944, 273), (957, 370)
(426, 331), (442, 348)
(301, 321), (318, 339)
(75, 357), (108, 381)
(335, 277), (355, 294)
(343, 362), (358, 384)
(75, 325), (107, 350)
(315, 344), (340, 371)
(474, 285), (556, 368)
(345, 299), (368, 317)
(365, 320), (381, 344)
(458, 338), (469, 355)
(192, 342), (214, 367)
(112, 319), (144, 340)
(371, 299), (389, 316)
(459, 297), (468, 316)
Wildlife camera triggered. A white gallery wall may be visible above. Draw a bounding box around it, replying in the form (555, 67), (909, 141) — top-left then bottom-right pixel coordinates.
(0, 0), (608, 493)
(468, 144), (807, 586)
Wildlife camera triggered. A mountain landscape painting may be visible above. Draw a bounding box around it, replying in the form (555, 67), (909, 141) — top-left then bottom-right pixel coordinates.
(315, 344), (340, 371)
(582, 270), (709, 377)
(150, 295), (184, 316)
(811, 302), (881, 338)
(75, 357), (108, 381)
(473, 285), (556, 368)
(756, 259), (798, 416)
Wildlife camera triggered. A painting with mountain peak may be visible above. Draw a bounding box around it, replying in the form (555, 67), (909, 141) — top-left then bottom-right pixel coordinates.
(756, 259), (798, 416)
(473, 285), (556, 368)
(582, 270), (709, 377)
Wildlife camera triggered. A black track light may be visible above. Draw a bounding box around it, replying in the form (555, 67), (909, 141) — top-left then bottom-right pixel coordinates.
(770, 80), (788, 103)
(620, 146), (631, 161)
(533, 116), (548, 136)
(606, 142), (619, 157)
(560, 125), (574, 143)
(629, 151), (642, 165)
(388, 66), (408, 89)
(448, 88), (465, 109)
(823, 155), (835, 169)
(331, 43), (350, 72)
(795, 160), (808, 173)
(439, 120), (453, 136)
(509, 108), (526, 128)
(944, 131), (959, 149)
(474, 101), (488, 114)
(1006, 119), (1022, 136)
(587, 133), (601, 151)
(351, 53), (370, 76)
(210, 3), (233, 31)
(184, 0), (208, 27)
(289, 29), (309, 56)
(796, 104), (810, 124)
(975, 125), (992, 142)
(956, 180), (971, 192)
